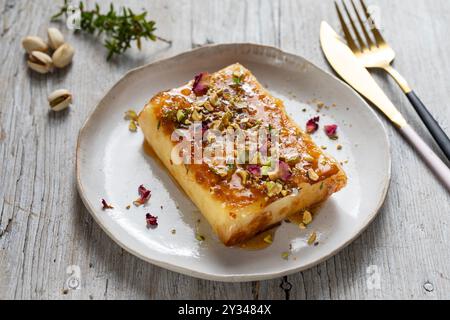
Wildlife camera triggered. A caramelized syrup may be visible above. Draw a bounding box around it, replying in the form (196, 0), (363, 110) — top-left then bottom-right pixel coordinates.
(239, 227), (278, 250)
(287, 203), (323, 224)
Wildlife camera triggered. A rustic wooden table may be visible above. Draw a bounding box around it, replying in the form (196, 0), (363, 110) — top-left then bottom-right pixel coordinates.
(1, 0), (449, 300)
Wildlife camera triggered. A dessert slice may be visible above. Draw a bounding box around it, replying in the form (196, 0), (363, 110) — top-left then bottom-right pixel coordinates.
(138, 63), (347, 246)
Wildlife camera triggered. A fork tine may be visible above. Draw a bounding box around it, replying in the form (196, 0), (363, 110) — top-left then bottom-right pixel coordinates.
(350, 0), (374, 48)
(359, 0), (386, 45)
(342, 1), (368, 51)
(335, 1), (359, 53)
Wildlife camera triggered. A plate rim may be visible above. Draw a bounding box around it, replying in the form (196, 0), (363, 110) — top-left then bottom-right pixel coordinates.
(76, 43), (391, 282)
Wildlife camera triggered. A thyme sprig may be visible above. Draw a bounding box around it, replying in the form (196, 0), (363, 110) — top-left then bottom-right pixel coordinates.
(51, 1), (171, 60)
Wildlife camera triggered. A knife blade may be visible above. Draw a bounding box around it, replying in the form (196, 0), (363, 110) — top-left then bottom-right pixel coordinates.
(319, 21), (450, 191)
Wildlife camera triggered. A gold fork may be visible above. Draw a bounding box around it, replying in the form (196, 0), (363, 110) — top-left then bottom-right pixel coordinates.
(335, 0), (450, 161)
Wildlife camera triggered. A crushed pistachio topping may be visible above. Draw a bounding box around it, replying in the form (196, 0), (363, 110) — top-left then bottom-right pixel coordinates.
(307, 168), (319, 182)
(265, 181), (283, 197)
(281, 252), (290, 260)
(195, 233), (205, 241)
(124, 109), (138, 121)
(155, 66), (339, 203)
(128, 120), (138, 132)
(303, 154), (315, 162)
(337, 144), (343, 150)
(125, 109), (139, 132)
(302, 210), (313, 225)
(307, 231), (317, 245)
(263, 234), (273, 244)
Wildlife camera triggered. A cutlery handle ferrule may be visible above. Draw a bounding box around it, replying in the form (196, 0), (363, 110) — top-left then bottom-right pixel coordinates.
(406, 91), (450, 161)
(399, 124), (450, 192)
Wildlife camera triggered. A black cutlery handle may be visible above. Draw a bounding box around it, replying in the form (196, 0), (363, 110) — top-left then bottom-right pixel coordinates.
(406, 91), (450, 161)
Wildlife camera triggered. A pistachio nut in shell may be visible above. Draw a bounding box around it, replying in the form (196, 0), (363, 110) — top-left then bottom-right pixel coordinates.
(27, 51), (53, 74)
(21, 36), (48, 54)
(52, 43), (74, 68)
(48, 89), (72, 111)
(47, 27), (65, 50)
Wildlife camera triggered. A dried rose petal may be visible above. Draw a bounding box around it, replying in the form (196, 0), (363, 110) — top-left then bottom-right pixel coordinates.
(247, 164), (261, 176)
(145, 213), (158, 227)
(306, 116), (320, 134)
(324, 124), (338, 139)
(192, 72), (210, 96)
(133, 184), (151, 206)
(278, 161), (292, 181)
(201, 122), (209, 135)
(101, 199), (113, 210)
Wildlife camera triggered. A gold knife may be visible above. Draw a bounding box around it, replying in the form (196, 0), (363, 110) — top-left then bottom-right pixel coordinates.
(320, 21), (450, 191)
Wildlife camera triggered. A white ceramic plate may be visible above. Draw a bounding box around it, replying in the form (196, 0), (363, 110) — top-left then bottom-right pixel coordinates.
(77, 43), (390, 282)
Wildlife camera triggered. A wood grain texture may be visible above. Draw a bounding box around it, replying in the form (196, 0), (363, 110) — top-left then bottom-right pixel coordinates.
(0, 0), (449, 300)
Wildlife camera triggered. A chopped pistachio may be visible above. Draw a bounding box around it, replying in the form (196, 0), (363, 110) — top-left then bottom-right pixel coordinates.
(307, 231), (317, 245)
(126, 205), (131, 210)
(265, 181), (283, 197)
(192, 109), (203, 121)
(176, 109), (186, 122)
(232, 70), (243, 85)
(337, 144), (343, 150)
(281, 252), (290, 260)
(302, 210), (312, 225)
(233, 69), (243, 78)
(234, 101), (247, 109)
(221, 111), (232, 127)
(211, 119), (221, 130)
(195, 233), (205, 241)
(261, 165), (271, 176)
(209, 92), (219, 106)
(236, 169), (249, 184)
(124, 109), (138, 121)
(281, 189), (288, 196)
(268, 167), (279, 181)
(211, 166), (228, 177)
(171, 229), (176, 235)
(307, 168), (319, 181)
(321, 145), (327, 150)
(222, 90), (231, 100)
(193, 100), (205, 108)
(263, 234), (273, 244)
(129, 120), (137, 132)
(303, 154), (315, 162)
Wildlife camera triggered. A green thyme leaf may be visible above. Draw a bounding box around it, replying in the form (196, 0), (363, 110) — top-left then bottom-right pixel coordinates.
(51, 0), (171, 60)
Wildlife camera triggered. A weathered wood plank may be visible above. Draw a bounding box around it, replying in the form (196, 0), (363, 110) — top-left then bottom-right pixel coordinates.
(0, 0), (449, 300)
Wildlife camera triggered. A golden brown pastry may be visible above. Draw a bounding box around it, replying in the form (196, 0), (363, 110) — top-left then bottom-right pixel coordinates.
(138, 63), (347, 246)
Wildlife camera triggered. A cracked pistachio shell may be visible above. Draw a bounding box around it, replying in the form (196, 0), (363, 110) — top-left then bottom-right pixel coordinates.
(52, 43), (74, 68)
(48, 89), (72, 111)
(47, 27), (65, 50)
(27, 51), (53, 74)
(21, 36), (48, 53)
